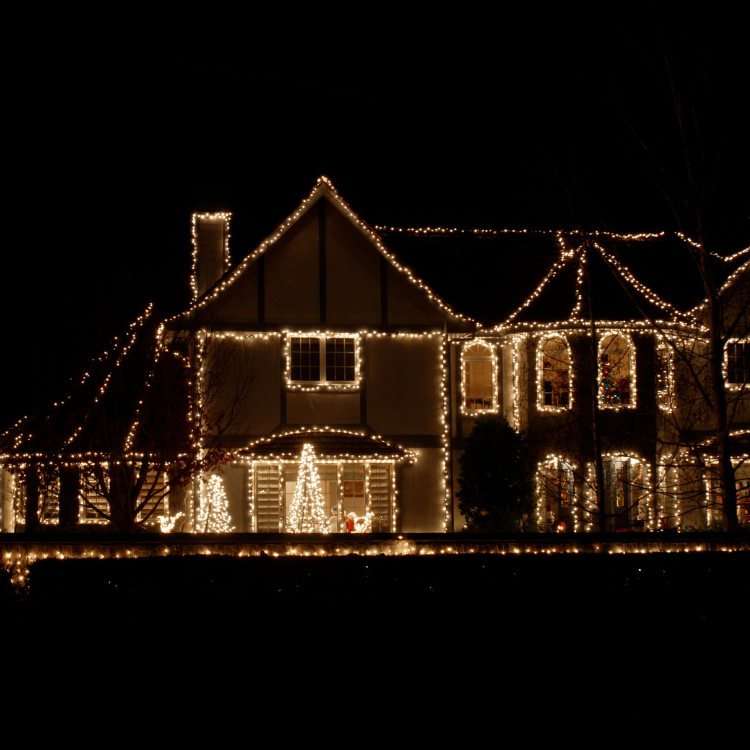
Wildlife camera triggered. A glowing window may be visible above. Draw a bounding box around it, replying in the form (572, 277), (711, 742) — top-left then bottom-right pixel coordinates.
(538, 459), (575, 531)
(707, 475), (750, 526)
(461, 341), (497, 414)
(599, 334), (633, 407)
(538, 336), (570, 409)
(603, 457), (647, 525)
(257, 460), (392, 533)
(656, 341), (673, 410)
(288, 335), (359, 387)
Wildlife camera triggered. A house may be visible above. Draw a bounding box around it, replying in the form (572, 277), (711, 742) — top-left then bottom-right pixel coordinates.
(166, 177), (473, 534)
(2, 177), (748, 533)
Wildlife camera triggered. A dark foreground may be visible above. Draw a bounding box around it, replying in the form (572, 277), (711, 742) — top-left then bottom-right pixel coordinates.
(3, 552), (748, 654)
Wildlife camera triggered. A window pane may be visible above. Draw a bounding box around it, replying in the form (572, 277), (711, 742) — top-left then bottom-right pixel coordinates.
(600, 335), (631, 406)
(326, 338), (356, 382)
(291, 337), (320, 382)
(728, 343), (748, 384)
(463, 349), (495, 411)
(540, 337), (570, 408)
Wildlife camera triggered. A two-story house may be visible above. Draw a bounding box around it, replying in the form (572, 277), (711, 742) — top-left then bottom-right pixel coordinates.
(2, 177), (747, 533)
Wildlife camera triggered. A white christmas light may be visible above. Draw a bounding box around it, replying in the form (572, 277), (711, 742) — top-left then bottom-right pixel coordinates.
(285, 444), (330, 533)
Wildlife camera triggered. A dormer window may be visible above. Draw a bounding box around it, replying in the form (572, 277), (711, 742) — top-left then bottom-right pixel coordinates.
(286, 334), (360, 390)
(599, 333), (635, 408)
(461, 341), (497, 414)
(538, 335), (571, 410)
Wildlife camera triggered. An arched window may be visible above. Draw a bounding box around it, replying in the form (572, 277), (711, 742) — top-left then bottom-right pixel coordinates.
(599, 333), (634, 407)
(461, 341), (497, 414)
(538, 336), (571, 409)
(602, 456), (648, 528)
(537, 458), (576, 531)
(655, 340), (673, 410)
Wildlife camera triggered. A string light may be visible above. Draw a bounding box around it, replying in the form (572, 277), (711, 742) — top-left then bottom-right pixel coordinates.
(3, 177), (748, 537)
(285, 444), (329, 533)
(195, 475), (234, 533)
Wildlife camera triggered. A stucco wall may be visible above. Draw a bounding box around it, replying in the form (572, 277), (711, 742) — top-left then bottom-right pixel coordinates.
(366, 335), (443, 436)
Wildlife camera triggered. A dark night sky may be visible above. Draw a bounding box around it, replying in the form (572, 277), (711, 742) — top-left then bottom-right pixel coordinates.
(3, 18), (748, 428)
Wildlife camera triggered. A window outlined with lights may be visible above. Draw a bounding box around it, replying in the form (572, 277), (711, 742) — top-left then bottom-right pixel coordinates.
(706, 470), (750, 526)
(537, 457), (577, 531)
(598, 332), (635, 408)
(285, 333), (361, 390)
(724, 339), (749, 390)
(460, 340), (498, 415)
(655, 339), (674, 411)
(602, 456), (649, 527)
(537, 335), (571, 411)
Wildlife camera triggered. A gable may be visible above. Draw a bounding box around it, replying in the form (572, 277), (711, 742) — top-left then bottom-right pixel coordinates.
(185, 179), (472, 331)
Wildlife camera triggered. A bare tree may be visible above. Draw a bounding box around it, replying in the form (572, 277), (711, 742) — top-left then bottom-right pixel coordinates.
(1, 306), (255, 533)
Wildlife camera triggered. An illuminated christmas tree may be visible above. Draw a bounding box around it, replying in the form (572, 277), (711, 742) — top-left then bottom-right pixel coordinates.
(286, 443), (329, 533)
(600, 354), (617, 405)
(197, 474), (235, 532)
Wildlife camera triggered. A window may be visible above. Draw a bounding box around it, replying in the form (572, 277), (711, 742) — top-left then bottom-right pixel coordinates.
(538, 336), (571, 409)
(77, 468), (169, 525)
(726, 340), (748, 386)
(655, 340), (674, 410)
(599, 333), (634, 407)
(253, 460), (393, 533)
(287, 335), (359, 388)
(461, 341), (497, 414)
(537, 458), (576, 531)
(707, 475), (750, 526)
(602, 457), (648, 529)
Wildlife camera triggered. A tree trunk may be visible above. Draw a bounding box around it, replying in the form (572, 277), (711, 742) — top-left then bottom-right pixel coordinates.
(109, 464), (140, 532)
(58, 466), (80, 530)
(24, 465), (40, 534)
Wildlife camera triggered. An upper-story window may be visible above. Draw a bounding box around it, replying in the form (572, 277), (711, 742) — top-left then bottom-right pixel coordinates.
(461, 341), (497, 414)
(599, 333), (634, 408)
(655, 340), (674, 410)
(725, 340), (748, 387)
(538, 335), (571, 410)
(286, 334), (360, 389)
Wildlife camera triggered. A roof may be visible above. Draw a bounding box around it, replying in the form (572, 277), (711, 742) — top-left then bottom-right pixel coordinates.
(0, 308), (192, 463)
(237, 429), (416, 463)
(173, 177), (473, 330)
(377, 228), (750, 328)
